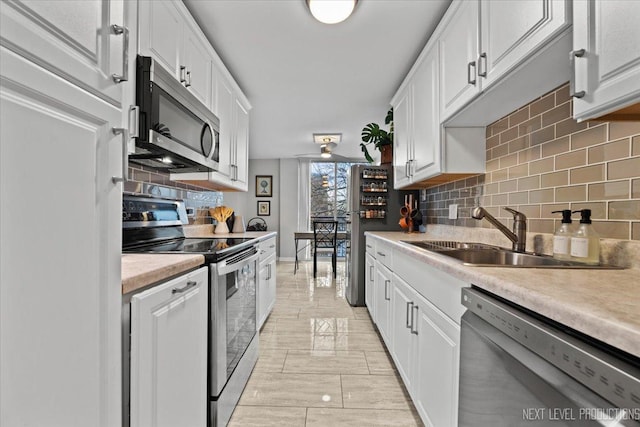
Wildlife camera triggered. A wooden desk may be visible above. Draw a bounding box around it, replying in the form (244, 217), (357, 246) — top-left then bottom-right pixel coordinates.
(294, 231), (349, 274)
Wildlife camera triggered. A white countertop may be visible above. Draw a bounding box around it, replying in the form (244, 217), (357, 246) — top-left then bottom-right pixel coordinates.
(366, 231), (640, 358)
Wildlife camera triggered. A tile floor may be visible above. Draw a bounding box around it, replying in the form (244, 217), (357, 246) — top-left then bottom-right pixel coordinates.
(228, 260), (423, 427)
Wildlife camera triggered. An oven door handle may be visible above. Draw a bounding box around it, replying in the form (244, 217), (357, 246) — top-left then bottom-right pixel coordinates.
(216, 248), (260, 276)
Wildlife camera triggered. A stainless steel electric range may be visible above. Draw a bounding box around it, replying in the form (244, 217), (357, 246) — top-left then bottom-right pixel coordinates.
(122, 195), (259, 427)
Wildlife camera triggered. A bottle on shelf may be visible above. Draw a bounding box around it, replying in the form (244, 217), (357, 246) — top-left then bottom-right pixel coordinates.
(551, 209), (573, 260)
(570, 209), (600, 265)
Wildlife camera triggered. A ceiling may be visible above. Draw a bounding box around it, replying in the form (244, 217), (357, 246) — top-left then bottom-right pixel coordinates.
(184, 0), (452, 161)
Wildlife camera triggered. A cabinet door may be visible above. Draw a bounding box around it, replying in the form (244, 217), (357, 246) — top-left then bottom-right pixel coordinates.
(439, 0), (480, 121)
(573, 0), (640, 120)
(411, 44), (441, 182)
(392, 87), (412, 188)
(365, 253), (376, 320)
(1, 0), (126, 106)
(267, 256), (277, 317)
(258, 261), (269, 329)
(138, 0), (182, 79)
(374, 263), (393, 345)
(214, 68), (234, 180)
(233, 98), (250, 190)
(1, 47), (123, 425)
(130, 267), (208, 427)
(480, 0), (569, 89)
(183, 23), (212, 109)
(390, 276), (416, 393)
(413, 295), (460, 427)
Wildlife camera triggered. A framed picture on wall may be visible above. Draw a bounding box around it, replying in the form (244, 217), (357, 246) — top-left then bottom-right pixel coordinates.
(257, 201), (270, 216)
(255, 175), (273, 197)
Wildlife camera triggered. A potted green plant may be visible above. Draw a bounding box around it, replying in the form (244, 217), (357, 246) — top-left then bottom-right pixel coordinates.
(360, 108), (393, 164)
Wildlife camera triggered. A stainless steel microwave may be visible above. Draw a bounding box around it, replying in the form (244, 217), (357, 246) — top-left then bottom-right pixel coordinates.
(130, 55), (219, 173)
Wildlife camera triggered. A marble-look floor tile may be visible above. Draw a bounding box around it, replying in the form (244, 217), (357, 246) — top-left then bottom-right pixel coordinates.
(253, 349), (287, 373)
(260, 333), (314, 350)
(341, 374), (412, 410)
(298, 307), (356, 319)
(313, 333), (386, 351)
(283, 350), (369, 374)
(306, 408), (423, 427)
(239, 372), (342, 408)
(228, 405), (307, 427)
(364, 351), (397, 375)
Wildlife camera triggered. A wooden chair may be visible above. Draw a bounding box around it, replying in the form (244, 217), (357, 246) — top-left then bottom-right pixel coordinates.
(312, 220), (338, 278)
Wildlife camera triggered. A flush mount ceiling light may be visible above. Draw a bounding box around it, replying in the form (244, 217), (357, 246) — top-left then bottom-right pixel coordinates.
(313, 133), (342, 145)
(306, 0), (357, 24)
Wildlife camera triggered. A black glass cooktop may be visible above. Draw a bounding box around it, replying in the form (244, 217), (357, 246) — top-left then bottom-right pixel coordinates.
(123, 237), (256, 262)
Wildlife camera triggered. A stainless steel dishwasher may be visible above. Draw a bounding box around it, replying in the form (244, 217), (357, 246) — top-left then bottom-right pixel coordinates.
(459, 287), (640, 426)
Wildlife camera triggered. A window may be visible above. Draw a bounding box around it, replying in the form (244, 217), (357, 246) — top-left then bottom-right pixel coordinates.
(310, 161), (362, 257)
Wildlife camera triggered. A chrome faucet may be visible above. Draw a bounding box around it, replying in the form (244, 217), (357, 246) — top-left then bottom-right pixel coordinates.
(472, 207), (527, 252)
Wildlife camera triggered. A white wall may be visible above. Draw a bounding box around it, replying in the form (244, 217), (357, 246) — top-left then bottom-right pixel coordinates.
(224, 159), (281, 253)
(278, 159), (299, 261)
(223, 158), (303, 260)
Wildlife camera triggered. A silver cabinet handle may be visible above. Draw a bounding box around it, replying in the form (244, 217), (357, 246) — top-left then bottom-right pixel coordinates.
(111, 24), (129, 83)
(366, 244), (373, 249)
(467, 61), (477, 85)
(405, 161), (410, 178)
(269, 244), (275, 249)
(376, 251), (386, 257)
(411, 305), (419, 335)
(185, 70), (192, 88)
(179, 66), (187, 84)
(478, 52), (487, 77)
(384, 279), (390, 301)
(409, 159), (415, 177)
(570, 49), (586, 98)
(406, 301), (414, 329)
(111, 128), (128, 183)
(172, 280), (197, 294)
(369, 265), (374, 281)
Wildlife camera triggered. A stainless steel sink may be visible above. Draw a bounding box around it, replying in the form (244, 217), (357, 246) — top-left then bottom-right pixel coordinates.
(402, 241), (621, 269)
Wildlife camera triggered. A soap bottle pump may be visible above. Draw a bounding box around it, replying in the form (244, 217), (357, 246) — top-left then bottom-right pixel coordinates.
(570, 209), (600, 265)
(551, 209), (573, 260)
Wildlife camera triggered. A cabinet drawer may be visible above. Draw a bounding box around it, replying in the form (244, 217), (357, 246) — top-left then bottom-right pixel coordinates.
(375, 241), (394, 270)
(394, 255), (466, 324)
(365, 238), (375, 256)
(259, 236), (276, 258)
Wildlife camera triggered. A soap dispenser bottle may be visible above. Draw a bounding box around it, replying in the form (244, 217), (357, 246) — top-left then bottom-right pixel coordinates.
(570, 209), (600, 264)
(551, 209), (573, 260)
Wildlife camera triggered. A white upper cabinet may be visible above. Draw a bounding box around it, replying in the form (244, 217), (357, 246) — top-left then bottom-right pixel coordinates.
(392, 40), (484, 189)
(0, 0), (128, 106)
(392, 86), (412, 188)
(151, 1), (252, 191)
(139, 0), (212, 109)
(393, 42), (443, 188)
(480, 0), (569, 88)
(232, 98), (250, 191)
(439, 0), (481, 121)
(572, 0), (640, 121)
(438, 0), (570, 124)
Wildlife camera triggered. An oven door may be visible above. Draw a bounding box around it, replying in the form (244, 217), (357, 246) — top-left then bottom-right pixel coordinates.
(209, 247), (259, 396)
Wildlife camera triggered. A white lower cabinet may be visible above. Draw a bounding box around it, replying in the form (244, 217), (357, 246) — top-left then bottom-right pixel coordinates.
(258, 236), (277, 329)
(130, 267), (208, 427)
(373, 261), (393, 344)
(366, 236), (465, 427)
(365, 252), (376, 319)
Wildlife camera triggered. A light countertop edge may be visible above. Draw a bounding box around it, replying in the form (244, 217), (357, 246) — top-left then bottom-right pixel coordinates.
(366, 231), (640, 358)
